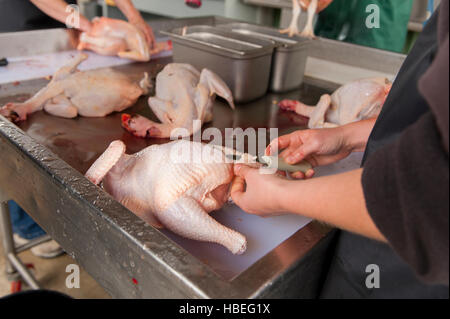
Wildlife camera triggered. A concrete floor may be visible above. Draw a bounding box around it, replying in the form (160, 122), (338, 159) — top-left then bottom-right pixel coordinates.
(0, 238), (110, 299)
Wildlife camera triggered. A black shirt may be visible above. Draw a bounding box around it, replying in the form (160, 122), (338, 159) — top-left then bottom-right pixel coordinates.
(0, 0), (77, 32)
(320, 5), (449, 298)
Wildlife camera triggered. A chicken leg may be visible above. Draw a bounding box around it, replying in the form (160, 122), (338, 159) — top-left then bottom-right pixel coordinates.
(300, 0), (318, 38)
(158, 196), (246, 254)
(280, 0), (302, 37)
(280, 0), (318, 39)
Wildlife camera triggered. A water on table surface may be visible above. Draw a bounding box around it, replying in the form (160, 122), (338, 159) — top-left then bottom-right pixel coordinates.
(1, 57), (347, 280)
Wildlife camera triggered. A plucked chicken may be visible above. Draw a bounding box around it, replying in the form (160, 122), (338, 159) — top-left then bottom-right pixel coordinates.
(0, 54), (150, 122)
(279, 77), (392, 128)
(122, 63), (235, 138)
(77, 17), (151, 62)
(85, 139), (254, 254)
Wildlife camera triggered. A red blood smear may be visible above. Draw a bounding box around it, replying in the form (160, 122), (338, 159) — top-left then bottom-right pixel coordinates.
(121, 113), (131, 130)
(167, 40), (173, 51)
(185, 0), (202, 8)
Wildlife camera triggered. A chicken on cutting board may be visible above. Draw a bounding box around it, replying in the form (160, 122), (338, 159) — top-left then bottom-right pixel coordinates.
(122, 63), (235, 138)
(0, 54), (150, 122)
(279, 77), (392, 128)
(77, 17), (151, 62)
(85, 140), (254, 254)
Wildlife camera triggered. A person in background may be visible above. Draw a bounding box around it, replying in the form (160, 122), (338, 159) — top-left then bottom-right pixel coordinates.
(0, 0), (154, 258)
(30, 0), (155, 47)
(232, 2), (448, 298)
(314, 0), (414, 53)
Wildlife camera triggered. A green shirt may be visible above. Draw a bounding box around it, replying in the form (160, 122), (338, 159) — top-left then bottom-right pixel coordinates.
(315, 0), (414, 53)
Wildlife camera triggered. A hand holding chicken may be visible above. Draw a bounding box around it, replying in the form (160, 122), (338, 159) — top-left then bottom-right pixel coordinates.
(77, 17), (152, 61)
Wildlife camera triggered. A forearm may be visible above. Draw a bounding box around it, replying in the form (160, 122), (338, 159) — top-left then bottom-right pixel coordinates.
(115, 0), (143, 23)
(30, 0), (91, 31)
(278, 168), (386, 241)
(341, 118), (377, 152)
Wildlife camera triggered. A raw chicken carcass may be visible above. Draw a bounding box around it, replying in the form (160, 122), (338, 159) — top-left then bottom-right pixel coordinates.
(85, 139), (253, 254)
(0, 54), (150, 122)
(279, 77), (392, 128)
(281, 0), (328, 38)
(122, 63), (235, 138)
(77, 17), (151, 62)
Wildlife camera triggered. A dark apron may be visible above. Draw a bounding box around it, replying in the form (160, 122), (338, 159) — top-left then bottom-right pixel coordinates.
(0, 0), (77, 32)
(319, 8), (449, 299)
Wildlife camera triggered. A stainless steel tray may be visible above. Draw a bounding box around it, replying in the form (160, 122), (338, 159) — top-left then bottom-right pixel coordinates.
(218, 22), (311, 92)
(162, 25), (275, 103)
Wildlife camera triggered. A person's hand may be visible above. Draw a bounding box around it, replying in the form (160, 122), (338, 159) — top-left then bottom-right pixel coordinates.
(266, 127), (352, 179)
(300, 0), (333, 13)
(114, 0), (156, 48)
(231, 165), (289, 217)
(129, 17), (155, 49)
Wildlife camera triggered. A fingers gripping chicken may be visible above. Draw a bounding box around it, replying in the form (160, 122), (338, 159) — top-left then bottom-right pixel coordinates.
(0, 54), (150, 122)
(279, 78), (392, 128)
(85, 140), (251, 254)
(122, 63), (235, 138)
(77, 17), (150, 62)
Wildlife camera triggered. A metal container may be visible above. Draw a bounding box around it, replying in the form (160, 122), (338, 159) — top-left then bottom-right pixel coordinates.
(161, 25), (275, 103)
(218, 22), (311, 93)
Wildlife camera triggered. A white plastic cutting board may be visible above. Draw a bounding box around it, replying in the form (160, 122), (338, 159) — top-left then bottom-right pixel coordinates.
(161, 152), (364, 280)
(0, 43), (172, 85)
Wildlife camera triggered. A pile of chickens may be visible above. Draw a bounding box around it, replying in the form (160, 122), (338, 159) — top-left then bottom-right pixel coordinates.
(0, 15), (392, 254)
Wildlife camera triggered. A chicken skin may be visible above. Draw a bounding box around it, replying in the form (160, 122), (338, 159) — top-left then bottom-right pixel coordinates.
(122, 63), (235, 138)
(85, 140), (251, 254)
(77, 17), (151, 62)
(279, 77), (392, 128)
(0, 54), (150, 122)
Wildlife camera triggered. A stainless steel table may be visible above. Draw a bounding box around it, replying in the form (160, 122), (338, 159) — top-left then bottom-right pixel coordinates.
(0, 16), (404, 298)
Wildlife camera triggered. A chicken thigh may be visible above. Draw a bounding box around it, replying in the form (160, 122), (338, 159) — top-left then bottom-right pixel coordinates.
(77, 17), (150, 62)
(279, 77), (392, 128)
(85, 139), (251, 254)
(0, 54), (150, 122)
(122, 63), (235, 138)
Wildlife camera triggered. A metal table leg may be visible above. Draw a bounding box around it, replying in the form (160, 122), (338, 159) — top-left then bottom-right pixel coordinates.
(0, 201), (40, 290)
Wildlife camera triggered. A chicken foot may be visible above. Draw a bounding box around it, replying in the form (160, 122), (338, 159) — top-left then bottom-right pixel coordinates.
(280, 0), (318, 39)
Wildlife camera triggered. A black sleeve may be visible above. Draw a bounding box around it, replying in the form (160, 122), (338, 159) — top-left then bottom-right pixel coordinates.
(362, 111), (449, 285)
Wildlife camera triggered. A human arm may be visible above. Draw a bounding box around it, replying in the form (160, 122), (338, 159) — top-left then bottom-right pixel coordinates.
(30, 0), (92, 32)
(231, 165), (386, 242)
(114, 0), (155, 47)
(235, 34), (449, 285)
